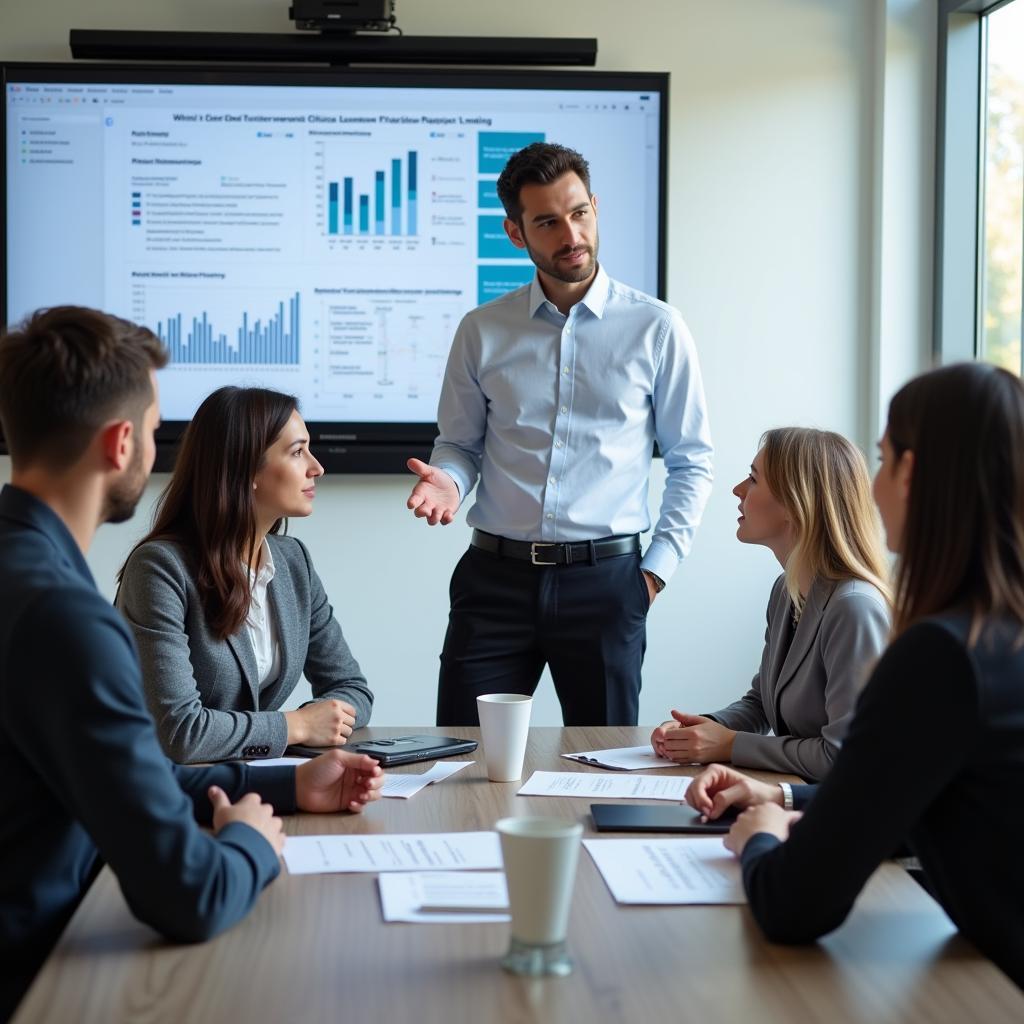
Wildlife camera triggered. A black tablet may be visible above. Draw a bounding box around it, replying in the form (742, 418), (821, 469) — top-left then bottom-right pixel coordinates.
(590, 803), (740, 834)
(287, 734), (477, 767)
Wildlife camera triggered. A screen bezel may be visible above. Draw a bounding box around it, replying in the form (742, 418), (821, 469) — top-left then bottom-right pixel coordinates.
(1, 62), (669, 465)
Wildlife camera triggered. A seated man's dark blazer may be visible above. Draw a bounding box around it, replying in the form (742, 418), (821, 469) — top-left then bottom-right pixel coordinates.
(0, 484), (295, 1022)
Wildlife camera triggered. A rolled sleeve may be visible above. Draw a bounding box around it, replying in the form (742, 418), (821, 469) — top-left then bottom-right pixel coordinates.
(644, 312), (713, 583)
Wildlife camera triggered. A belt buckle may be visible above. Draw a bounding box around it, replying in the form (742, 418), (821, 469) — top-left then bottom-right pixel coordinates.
(530, 542), (558, 566)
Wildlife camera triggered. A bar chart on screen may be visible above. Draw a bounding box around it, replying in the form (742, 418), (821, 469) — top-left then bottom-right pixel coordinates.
(131, 281), (301, 367)
(311, 134), (472, 256)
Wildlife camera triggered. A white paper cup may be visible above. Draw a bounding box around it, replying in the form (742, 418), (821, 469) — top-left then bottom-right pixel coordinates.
(496, 816), (583, 976)
(476, 693), (532, 782)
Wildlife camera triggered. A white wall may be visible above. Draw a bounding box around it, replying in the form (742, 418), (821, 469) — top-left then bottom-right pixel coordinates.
(0, 0), (936, 725)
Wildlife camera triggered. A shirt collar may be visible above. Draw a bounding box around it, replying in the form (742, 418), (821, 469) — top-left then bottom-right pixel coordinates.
(528, 263), (610, 320)
(0, 483), (96, 588)
(246, 538), (276, 589)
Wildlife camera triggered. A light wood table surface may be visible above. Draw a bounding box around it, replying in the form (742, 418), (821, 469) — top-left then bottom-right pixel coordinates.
(12, 726), (1024, 1024)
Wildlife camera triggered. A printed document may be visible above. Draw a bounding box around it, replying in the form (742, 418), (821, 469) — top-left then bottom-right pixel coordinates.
(562, 746), (677, 771)
(283, 832), (502, 875)
(518, 771), (690, 801)
(378, 871), (510, 923)
(583, 838), (745, 904)
(382, 760), (471, 799)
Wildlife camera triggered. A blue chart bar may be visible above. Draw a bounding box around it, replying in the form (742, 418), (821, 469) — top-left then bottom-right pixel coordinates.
(157, 293), (300, 366)
(328, 182), (339, 234)
(391, 158), (401, 235)
(343, 178), (353, 234)
(325, 150), (419, 238)
(374, 171), (385, 235)
(407, 150), (417, 236)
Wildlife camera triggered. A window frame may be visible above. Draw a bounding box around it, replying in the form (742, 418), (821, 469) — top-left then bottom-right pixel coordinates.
(934, 0), (1022, 364)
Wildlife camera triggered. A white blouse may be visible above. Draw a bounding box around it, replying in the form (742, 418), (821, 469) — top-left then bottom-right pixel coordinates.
(244, 540), (281, 692)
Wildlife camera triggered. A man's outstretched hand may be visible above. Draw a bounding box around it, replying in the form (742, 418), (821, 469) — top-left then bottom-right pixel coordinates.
(406, 458), (460, 526)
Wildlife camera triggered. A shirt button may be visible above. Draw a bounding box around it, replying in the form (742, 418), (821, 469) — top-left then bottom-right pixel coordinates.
(562, 366), (570, 375)
(560, 405), (568, 414)
(555, 440), (563, 449)
(546, 513), (554, 520)
(549, 477), (557, 486)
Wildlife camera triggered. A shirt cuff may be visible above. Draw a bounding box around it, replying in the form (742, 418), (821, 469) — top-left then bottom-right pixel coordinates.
(432, 462), (468, 503)
(216, 820), (284, 884)
(740, 831), (783, 868)
(792, 784), (817, 811)
(240, 764), (298, 815)
(640, 537), (680, 584)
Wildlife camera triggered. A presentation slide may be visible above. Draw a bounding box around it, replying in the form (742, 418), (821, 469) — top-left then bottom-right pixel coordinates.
(5, 79), (662, 425)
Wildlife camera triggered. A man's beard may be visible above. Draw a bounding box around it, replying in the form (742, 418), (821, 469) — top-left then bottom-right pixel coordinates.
(103, 441), (148, 524)
(525, 234), (599, 285)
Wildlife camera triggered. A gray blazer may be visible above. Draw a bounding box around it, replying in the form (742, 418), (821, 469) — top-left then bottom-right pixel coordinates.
(116, 535), (373, 763)
(705, 574), (889, 781)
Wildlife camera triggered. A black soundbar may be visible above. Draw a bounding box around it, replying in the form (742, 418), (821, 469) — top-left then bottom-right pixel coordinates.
(152, 440), (430, 474)
(69, 30), (598, 67)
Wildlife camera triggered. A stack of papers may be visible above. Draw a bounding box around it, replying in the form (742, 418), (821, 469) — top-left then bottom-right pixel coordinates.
(561, 745), (677, 771)
(378, 871), (510, 923)
(517, 771), (690, 801)
(584, 838), (745, 904)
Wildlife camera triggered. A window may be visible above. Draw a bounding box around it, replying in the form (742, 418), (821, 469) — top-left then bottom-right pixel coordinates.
(979, 1), (1024, 372)
(935, 0), (1024, 371)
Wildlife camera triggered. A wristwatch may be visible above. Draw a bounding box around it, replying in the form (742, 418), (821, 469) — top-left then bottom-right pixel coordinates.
(779, 782), (794, 811)
(643, 570), (666, 593)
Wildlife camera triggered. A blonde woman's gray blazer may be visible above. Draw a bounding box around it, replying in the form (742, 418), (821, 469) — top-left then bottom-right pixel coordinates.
(116, 535), (373, 763)
(705, 574), (889, 781)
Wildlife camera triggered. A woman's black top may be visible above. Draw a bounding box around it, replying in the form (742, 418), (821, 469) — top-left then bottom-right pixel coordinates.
(741, 612), (1024, 989)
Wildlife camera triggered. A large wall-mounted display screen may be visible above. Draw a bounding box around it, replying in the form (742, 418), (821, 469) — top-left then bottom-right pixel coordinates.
(2, 64), (667, 467)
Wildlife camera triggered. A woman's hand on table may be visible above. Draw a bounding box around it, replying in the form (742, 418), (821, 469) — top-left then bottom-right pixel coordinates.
(685, 763), (784, 820)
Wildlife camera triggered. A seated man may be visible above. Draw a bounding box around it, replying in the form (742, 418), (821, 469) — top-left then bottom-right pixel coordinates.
(0, 307), (384, 1022)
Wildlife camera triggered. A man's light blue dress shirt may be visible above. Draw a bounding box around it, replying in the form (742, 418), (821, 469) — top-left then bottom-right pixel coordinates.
(430, 265), (713, 584)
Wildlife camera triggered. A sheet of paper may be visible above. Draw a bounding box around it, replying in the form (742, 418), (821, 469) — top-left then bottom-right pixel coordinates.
(246, 757), (307, 767)
(562, 745), (678, 771)
(283, 832), (502, 875)
(518, 771), (690, 801)
(378, 871), (510, 923)
(583, 838), (745, 904)
(381, 760), (472, 799)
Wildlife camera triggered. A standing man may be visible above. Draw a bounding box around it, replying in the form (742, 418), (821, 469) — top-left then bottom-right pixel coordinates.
(407, 142), (713, 726)
(0, 307), (383, 1022)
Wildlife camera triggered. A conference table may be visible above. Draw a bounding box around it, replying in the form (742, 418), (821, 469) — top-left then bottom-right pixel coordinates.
(12, 727), (1024, 1024)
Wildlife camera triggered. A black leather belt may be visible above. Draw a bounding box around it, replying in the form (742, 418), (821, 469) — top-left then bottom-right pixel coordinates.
(471, 529), (640, 566)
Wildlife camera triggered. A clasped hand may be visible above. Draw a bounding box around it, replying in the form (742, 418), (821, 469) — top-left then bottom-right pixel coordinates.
(651, 709), (736, 763)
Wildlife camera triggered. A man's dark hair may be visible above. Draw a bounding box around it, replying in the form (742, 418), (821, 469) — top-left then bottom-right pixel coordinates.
(496, 142), (591, 223)
(0, 305), (168, 470)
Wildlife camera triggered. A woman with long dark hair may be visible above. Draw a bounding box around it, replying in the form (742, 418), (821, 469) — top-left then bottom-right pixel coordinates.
(117, 386), (373, 763)
(685, 363), (1024, 988)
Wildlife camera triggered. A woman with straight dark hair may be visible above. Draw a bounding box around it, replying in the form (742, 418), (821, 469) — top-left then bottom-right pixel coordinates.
(117, 386), (373, 763)
(684, 362), (1024, 989)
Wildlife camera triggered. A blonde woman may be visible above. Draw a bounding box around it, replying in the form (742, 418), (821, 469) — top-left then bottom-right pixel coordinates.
(651, 428), (891, 781)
